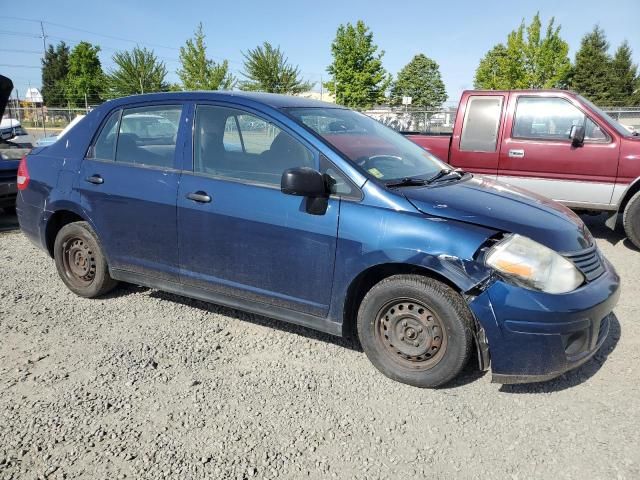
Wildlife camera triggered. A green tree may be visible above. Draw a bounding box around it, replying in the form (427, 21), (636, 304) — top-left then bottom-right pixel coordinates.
(239, 42), (312, 94)
(390, 54), (447, 108)
(326, 20), (391, 108)
(474, 13), (570, 89)
(474, 45), (510, 89)
(178, 23), (235, 90)
(63, 42), (104, 107)
(570, 26), (613, 104)
(108, 47), (168, 96)
(609, 41), (638, 106)
(41, 42), (70, 107)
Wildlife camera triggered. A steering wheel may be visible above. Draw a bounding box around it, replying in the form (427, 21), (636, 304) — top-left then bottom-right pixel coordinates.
(356, 154), (403, 170)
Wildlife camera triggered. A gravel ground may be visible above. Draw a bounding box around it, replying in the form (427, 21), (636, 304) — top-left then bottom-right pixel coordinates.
(0, 211), (638, 479)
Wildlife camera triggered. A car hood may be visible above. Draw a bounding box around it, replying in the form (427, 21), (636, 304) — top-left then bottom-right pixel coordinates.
(402, 175), (593, 252)
(0, 75), (11, 121)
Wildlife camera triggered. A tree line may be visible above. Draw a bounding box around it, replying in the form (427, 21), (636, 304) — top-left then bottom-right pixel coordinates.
(39, 20), (446, 110)
(474, 13), (639, 106)
(40, 15), (639, 110)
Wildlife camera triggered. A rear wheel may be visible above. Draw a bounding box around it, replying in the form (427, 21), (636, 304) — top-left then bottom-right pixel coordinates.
(357, 275), (474, 388)
(623, 191), (640, 250)
(54, 221), (118, 298)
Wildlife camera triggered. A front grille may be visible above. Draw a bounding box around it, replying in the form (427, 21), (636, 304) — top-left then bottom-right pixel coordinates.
(564, 245), (604, 282)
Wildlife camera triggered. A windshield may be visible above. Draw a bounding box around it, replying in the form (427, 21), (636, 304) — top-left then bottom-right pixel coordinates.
(286, 107), (447, 181)
(578, 95), (633, 137)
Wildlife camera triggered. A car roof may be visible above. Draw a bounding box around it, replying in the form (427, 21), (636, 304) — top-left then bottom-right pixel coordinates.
(462, 89), (580, 97)
(102, 91), (344, 110)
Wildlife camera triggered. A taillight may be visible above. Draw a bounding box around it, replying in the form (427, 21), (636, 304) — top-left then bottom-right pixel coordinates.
(17, 156), (29, 190)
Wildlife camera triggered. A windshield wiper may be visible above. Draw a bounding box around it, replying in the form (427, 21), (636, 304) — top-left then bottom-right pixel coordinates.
(385, 176), (428, 188)
(427, 168), (465, 184)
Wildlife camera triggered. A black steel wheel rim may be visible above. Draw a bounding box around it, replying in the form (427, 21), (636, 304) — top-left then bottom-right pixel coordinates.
(375, 298), (448, 370)
(61, 236), (96, 287)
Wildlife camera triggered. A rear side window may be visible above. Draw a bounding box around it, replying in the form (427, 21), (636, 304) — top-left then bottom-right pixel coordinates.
(115, 105), (182, 168)
(459, 96), (503, 152)
(92, 110), (121, 160)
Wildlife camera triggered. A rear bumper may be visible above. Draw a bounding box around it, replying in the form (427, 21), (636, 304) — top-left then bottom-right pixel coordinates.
(469, 255), (620, 384)
(0, 181), (17, 208)
(16, 192), (47, 250)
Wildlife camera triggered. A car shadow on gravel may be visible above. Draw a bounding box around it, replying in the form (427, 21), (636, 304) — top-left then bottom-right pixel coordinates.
(0, 209), (19, 232)
(499, 313), (621, 394)
(580, 213), (640, 252)
(144, 289), (364, 352)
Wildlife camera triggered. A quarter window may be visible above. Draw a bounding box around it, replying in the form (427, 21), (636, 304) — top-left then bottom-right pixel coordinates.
(115, 105), (182, 168)
(512, 97), (608, 142)
(459, 96), (503, 152)
(91, 110), (121, 160)
(194, 105), (314, 186)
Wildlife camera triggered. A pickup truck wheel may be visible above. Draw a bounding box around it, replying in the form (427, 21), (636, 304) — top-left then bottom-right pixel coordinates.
(54, 221), (118, 298)
(357, 275), (473, 388)
(623, 191), (640, 250)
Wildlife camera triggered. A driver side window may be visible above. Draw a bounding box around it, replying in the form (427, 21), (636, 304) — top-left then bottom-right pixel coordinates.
(194, 105), (315, 186)
(513, 97), (609, 143)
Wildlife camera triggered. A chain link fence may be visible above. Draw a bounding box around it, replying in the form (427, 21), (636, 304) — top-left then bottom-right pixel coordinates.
(3, 106), (89, 141)
(4, 104), (640, 141)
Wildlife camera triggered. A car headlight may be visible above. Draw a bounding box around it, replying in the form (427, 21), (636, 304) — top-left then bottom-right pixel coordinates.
(485, 234), (584, 294)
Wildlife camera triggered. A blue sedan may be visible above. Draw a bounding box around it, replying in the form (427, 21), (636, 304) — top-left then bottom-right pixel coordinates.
(15, 92), (619, 387)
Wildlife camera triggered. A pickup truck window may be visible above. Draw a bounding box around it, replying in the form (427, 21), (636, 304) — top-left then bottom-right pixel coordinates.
(513, 97), (608, 142)
(578, 95), (632, 137)
(459, 96), (503, 152)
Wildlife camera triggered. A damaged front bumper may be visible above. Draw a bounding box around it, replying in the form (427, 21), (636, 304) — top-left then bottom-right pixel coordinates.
(467, 256), (620, 384)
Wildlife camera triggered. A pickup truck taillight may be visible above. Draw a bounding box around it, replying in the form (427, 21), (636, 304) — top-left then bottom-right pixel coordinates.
(17, 156), (29, 190)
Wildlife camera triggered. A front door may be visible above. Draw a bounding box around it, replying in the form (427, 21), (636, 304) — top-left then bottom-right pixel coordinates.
(177, 104), (339, 317)
(77, 104), (186, 281)
(497, 94), (619, 208)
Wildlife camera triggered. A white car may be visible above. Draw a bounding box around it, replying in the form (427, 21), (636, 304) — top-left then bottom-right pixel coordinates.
(0, 118), (34, 148)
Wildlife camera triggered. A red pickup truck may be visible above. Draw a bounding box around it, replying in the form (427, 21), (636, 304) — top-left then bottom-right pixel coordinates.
(405, 90), (640, 249)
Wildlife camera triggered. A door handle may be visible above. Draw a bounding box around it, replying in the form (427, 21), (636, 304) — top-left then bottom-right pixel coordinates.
(508, 149), (525, 158)
(186, 191), (212, 203)
(86, 175), (104, 185)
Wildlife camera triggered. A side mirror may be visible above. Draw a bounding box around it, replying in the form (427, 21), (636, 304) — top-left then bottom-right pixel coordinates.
(281, 167), (327, 197)
(569, 125), (585, 147)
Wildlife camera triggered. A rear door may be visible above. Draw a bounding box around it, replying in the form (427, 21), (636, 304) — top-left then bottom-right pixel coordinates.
(77, 103), (186, 281)
(497, 93), (619, 208)
(448, 93), (505, 178)
(176, 103), (340, 317)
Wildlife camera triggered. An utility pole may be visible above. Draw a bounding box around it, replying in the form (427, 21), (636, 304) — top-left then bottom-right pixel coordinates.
(15, 89), (21, 123)
(40, 21), (47, 58)
(84, 92), (89, 113)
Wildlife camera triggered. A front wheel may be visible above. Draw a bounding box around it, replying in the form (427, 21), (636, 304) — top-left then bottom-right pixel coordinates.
(623, 191), (640, 250)
(54, 221), (118, 298)
(357, 275), (474, 388)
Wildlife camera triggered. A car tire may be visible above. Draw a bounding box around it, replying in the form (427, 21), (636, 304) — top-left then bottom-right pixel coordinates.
(357, 274), (474, 388)
(54, 221), (118, 298)
(623, 190), (640, 250)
